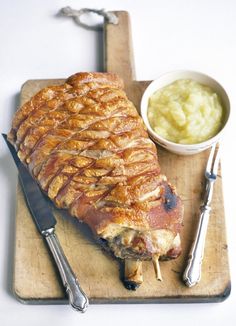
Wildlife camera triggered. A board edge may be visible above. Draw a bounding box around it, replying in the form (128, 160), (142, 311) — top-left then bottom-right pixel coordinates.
(12, 282), (231, 305)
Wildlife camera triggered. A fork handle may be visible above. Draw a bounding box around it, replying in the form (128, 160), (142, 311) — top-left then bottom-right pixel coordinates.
(183, 205), (211, 287)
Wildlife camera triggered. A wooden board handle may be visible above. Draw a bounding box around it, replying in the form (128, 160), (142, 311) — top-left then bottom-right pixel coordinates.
(104, 11), (136, 84)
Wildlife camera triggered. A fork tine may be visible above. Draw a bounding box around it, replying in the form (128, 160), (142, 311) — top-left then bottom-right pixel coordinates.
(205, 143), (216, 175)
(212, 143), (221, 176)
(205, 142), (220, 178)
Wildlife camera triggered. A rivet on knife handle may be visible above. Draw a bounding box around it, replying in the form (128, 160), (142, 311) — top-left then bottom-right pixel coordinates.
(43, 228), (89, 312)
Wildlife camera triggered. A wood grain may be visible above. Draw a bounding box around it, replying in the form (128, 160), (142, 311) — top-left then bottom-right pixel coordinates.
(13, 11), (230, 304)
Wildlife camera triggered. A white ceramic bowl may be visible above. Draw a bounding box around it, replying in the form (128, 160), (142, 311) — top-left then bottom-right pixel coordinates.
(140, 70), (230, 155)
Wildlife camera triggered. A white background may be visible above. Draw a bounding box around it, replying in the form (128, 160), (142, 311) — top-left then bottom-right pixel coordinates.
(0, 0), (236, 325)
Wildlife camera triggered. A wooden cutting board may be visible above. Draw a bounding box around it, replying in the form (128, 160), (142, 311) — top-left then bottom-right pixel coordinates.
(13, 11), (230, 304)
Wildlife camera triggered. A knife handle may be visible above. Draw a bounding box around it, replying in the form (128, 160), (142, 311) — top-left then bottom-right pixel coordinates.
(182, 205), (211, 287)
(43, 228), (89, 312)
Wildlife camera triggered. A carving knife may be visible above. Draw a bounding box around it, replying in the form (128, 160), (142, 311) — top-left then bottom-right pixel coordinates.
(2, 133), (89, 312)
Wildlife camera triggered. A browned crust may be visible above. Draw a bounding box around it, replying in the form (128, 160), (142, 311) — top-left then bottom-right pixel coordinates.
(66, 72), (124, 89)
(8, 71), (184, 260)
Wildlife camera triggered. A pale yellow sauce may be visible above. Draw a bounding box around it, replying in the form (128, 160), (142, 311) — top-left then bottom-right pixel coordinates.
(147, 79), (223, 144)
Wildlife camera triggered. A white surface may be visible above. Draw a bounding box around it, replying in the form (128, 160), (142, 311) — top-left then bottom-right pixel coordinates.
(0, 0), (235, 325)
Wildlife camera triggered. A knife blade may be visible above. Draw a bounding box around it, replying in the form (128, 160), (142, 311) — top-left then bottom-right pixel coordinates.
(2, 133), (89, 312)
(2, 134), (57, 233)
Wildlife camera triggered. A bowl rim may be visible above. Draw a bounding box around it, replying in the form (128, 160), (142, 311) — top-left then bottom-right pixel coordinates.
(140, 69), (231, 148)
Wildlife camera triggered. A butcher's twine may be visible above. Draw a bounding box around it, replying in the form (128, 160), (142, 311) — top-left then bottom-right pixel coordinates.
(59, 7), (119, 31)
